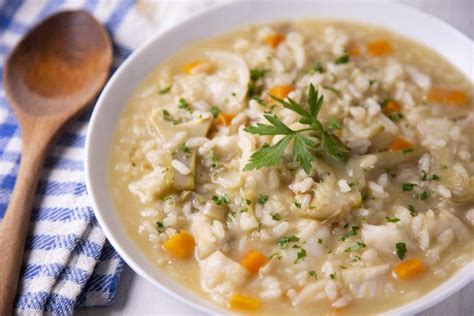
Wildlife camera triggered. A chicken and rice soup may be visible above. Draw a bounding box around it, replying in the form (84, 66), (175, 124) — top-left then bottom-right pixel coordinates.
(109, 21), (474, 314)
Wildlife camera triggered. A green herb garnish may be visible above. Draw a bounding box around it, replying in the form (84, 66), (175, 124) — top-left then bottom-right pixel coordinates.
(309, 271), (318, 279)
(178, 98), (192, 112)
(340, 226), (360, 241)
(269, 252), (282, 260)
(334, 54), (350, 64)
(294, 200), (302, 208)
(156, 221), (165, 233)
(212, 194), (230, 205)
(243, 84), (350, 174)
(344, 241), (366, 252)
(272, 213), (281, 221)
(419, 191), (430, 200)
(330, 273), (337, 279)
(386, 216), (400, 223)
(250, 68), (269, 81)
(395, 242), (407, 260)
(402, 147), (414, 154)
(210, 106), (220, 118)
(294, 248), (307, 263)
(408, 204), (417, 217)
(402, 183), (417, 192)
(257, 194), (269, 205)
(388, 113), (404, 122)
(278, 236), (300, 249)
(159, 85), (172, 94)
(162, 110), (177, 124)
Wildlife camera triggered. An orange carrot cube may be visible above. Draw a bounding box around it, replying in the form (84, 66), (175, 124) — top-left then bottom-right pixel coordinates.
(388, 136), (412, 151)
(393, 258), (425, 280)
(240, 250), (268, 275)
(427, 86), (468, 107)
(163, 230), (195, 258)
(367, 40), (393, 56)
(264, 33), (284, 48)
(228, 293), (261, 311)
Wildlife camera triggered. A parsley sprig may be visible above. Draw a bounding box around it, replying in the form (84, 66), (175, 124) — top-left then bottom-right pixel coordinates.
(243, 84), (350, 174)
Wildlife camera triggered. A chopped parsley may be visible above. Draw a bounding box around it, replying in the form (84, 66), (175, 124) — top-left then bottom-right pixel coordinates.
(308, 271), (318, 279)
(294, 248), (307, 263)
(156, 221), (165, 233)
(369, 79), (377, 86)
(162, 110), (176, 124)
(431, 174), (440, 180)
(310, 62), (325, 74)
(408, 204), (417, 217)
(257, 194), (269, 205)
(318, 238), (323, 244)
(402, 147), (414, 154)
(395, 242), (407, 260)
(212, 194), (230, 205)
(327, 117), (342, 130)
(402, 183), (417, 192)
(269, 252), (282, 260)
(178, 143), (190, 154)
(272, 213), (282, 221)
(386, 216), (400, 223)
(208, 150), (219, 168)
(388, 112), (404, 122)
(351, 255), (362, 262)
(159, 85), (172, 94)
(330, 273), (337, 280)
(419, 191), (430, 200)
(210, 106), (220, 118)
(340, 225), (360, 241)
(250, 68), (269, 81)
(334, 54), (350, 64)
(278, 236), (300, 249)
(294, 200), (302, 208)
(178, 98), (192, 112)
(344, 241), (366, 252)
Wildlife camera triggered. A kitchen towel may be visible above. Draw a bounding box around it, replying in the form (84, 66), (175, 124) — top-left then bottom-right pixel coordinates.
(0, 0), (216, 314)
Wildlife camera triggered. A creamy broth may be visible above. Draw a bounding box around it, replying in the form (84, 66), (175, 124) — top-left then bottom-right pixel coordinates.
(109, 21), (474, 315)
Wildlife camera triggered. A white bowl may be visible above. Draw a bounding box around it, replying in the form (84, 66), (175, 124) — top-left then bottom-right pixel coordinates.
(85, 1), (474, 315)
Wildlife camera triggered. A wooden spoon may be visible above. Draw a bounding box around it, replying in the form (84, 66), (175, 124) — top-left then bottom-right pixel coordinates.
(0, 10), (112, 314)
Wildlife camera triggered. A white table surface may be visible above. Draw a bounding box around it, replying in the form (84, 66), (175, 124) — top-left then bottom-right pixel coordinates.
(77, 0), (474, 315)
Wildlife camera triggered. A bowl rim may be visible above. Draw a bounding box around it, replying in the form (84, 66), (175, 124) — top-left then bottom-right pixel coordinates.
(85, 1), (474, 315)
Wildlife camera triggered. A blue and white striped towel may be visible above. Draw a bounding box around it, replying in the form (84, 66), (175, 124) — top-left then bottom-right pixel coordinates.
(0, 0), (216, 314)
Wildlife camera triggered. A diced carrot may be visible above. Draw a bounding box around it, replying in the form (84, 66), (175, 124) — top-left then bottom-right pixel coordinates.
(388, 136), (412, 151)
(347, 43), (360, 57)
(268, 85), (294, 100)
(215, 112), (235, 126)
(383, 100), (402, 115)
(240, 250), (268, 275)
(393, 258), (425, 280)
(367, 40), (393, 56)
(228, 293), (261, 311)
(264, 33), (284, 48)
(182, 60), (212, 75)
(426, 86), (468, 107)
(163, 230), (195, 258)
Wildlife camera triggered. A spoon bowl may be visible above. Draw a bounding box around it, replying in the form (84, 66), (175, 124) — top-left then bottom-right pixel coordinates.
(5, 10), (112, 117)
(0, 10), (112, 315)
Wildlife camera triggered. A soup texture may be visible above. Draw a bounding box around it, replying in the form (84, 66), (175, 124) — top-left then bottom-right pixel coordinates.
(109, 21), (474, 314)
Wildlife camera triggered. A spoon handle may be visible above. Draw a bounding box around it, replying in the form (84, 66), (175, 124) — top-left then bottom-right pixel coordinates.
(0, 131), (51, 315)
